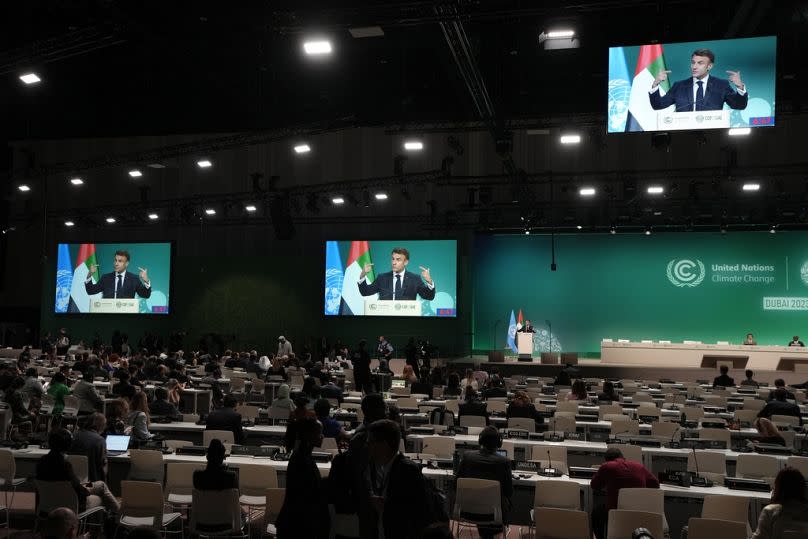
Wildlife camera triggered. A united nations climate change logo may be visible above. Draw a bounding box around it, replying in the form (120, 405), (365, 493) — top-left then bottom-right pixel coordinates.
(666, 259), (705, 288)
(800, 261), (808, 287)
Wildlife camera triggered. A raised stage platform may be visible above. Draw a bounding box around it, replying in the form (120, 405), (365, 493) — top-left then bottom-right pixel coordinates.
(447, 357), (808, 385)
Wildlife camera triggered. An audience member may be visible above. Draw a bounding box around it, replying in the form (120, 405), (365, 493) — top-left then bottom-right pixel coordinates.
(271, 384), (294, 411)
(753, 417), (786, 446)
(505, 390), (541, 428)
(597, 381), (620, 402)
(759, 389), (802, 425)
(205, 394), (245, 444)
(41, 507), (79, 539)
(751, 467), (808, 538)
(149, 387), (182, 420)
(314, 398), (350, 442)
(712, 365), (735, 387)
(112, 370), (136, 399)
(566, 379), (588, 401)
(590, 448), (659, 539)
(276, 335), (293, 359)
(351, 339), (372, 394)
(443, 373), (462, 397)
(193, 439), (237, 489)
(456, 426), (512, 538)
(458, 387), (489, 424)
(767, 379), (796, 401)
(276, 417), (329, 539)
(319, 377), (344, 400)
(366, 419), (435, 538)
(741, 369), (761, 387)
(482, 375), (507, 399)
(401, 365), (418, 385)
(127, 391), (154, 441)
(69, 413), (108, 482)
(48, 372), (70, 415)
(36, 428), (120, 512)
(71, 376), (104, 414)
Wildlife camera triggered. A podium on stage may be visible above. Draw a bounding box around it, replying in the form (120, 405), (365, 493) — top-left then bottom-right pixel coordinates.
(656, 110), (730, 131)
(89, 298), (139, 314)
(517, 332), (534, 362)
(364, 299), (421, 316)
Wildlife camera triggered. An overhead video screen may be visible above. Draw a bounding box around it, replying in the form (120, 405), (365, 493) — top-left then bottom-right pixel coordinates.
(608, 36), (776, 133)
(324, 240), (457, 317)
(54, 243), (171, 314)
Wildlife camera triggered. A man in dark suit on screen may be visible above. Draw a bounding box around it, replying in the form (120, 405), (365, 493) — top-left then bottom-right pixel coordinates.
(649, 48), (748, 112)
(84, 249), (152, 299)
(357, 247), (436, 301)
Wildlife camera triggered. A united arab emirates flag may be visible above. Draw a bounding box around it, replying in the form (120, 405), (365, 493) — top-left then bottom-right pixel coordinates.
(340, 241), (375, 315)
(626, 44), (671, 132)
(69, 243), (100, 312)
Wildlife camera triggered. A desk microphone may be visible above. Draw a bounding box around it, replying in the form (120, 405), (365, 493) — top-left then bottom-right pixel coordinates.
(540, 449), (562, 477)
(690, 447), (713, 487)
(668, 426), (681, 448)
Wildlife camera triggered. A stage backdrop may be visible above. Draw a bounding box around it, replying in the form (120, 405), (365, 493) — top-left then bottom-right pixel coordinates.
(473, 232), (808, 356)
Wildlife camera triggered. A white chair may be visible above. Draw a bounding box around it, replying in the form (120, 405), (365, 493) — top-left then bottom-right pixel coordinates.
(421, 436), (455, 458)
(0, 448), (26, 510)
(203, 429), (235, 447)
(459, 415), (487, 428)
(530, 445), (568, 475)
(534, 508), (590, 539)
(507, 417), (536, 431)
(238, 405), (260, 421)
(617, 488), (669, 536)
(734, 409), (759, 424)
(117, 481), (182, 537)
(486, 400), (508, 414)
(687, 451), (727, 484)
(611, 420), (640, 436)
(736, 454), (780, 484)
(687, 517), (747, 539)
(238, 464), (279, 524)
(189, 488), (247, 538)
(555, 401), (579, 414)
(598, 405), (623, 420)
(548, 415), (576, 434)
(164, 439), (193, 451)
(182, 413), (200, 423)
(701, 494), (751, 535)
(697, 428), (731, 447)
(165, 462), (206, 511)
(263, 488), (285, 538)
(530, 480), (581, 536)
(606, 509), (663, 539)
(787, 456), (808, 478)
(650, 421), (680, 441)
(772, 414), (801, 427)
(127, 449), (165, 484)
(34, 480), (105, 534)
(452, 478), (506, 538)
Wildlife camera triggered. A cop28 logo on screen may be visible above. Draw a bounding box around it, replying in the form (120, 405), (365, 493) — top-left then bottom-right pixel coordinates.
(666, 259), (706, 287)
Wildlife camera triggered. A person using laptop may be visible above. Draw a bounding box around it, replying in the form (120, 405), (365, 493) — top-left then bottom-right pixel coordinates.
(36, 428), (120, 513)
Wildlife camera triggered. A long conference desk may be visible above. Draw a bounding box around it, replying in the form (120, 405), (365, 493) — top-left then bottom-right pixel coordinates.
(8, 444), (771, 538)
(601, 340), (808, 371)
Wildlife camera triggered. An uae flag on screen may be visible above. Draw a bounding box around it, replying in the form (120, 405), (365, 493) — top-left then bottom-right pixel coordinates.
(626, 44), (671, 132)
(340, 241), (375, 315)
(68, 243), (100, 312)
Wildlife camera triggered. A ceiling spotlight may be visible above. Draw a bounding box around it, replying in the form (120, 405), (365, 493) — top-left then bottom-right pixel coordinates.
(204, 208), (216, 215)
(374, 192), (388, 200)
(244, 205), (257, 212)
(128, 169), (142, 178)
(64, 220), (75, 227)
(294, 144), (311, 154)
(728, 128), (751, 136)
(609, 226), (616, 235)
(303, 40), (333, 55)
(403, 141), (424, 151)
(579, 187), (596, 196)
(545, 29), (575, 39)
(105, 217), (116, 224)
(331, 197), (345, 205)
(742, 183), (760, 191)
(69, 177), (84, 186)
(576, 225), (583, 230)
(720, 224), (727, 234)
(148, 213), (159, 220)
(645, 226), (652, 235)
(770, 225), (777, 234)
(17, 184), (30, 192)
(559, 134), (581, 144)
(524, 230), (530, 235)
(19, 73), (41, 84)
(197, 159), (212, 168)
(647, 186), (664, 195)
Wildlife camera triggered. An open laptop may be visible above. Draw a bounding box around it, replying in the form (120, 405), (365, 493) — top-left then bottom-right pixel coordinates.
(391, 379), (406, 388)
(106, 435), (131, 456)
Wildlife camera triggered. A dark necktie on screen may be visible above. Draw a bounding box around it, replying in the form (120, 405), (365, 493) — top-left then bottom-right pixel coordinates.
(115, 274), (122, 298)
(695, 80), (704, 111)
(394, 274), (401, 300)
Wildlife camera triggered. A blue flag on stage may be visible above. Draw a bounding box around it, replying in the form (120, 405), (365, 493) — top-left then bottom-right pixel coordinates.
(54, 243), (73, 313)
(608, 46), (631, 133)
(324, 241), (345, 315)
(506, 309), (518, 353)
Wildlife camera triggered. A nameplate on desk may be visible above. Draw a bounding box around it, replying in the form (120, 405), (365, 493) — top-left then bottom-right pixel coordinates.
(253, 417), (272, 425)
(700, 421), (728, 429)
(515, 461), (539, 472)
(568, 466), (597, 479)
(659, 470), (690, 487)
(638, 415), (659, 424)
(682, 438), (727, 450)
(724, 476), (771, 492)
(505, 429), (530, 439)
(410, 426), (435, 435)
(753, 443), (793, 455)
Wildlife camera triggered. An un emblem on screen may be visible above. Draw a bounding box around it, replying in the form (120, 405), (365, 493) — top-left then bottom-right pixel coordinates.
(666, 259), (705, 287)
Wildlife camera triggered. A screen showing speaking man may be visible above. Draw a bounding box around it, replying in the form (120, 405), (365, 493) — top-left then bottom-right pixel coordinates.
(607, 36), (775, 133)
(54, 242), (171, 314)
(324, 240), (457, 317)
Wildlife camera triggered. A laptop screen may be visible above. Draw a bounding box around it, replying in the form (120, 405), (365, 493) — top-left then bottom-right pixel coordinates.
(106, 435), (130, 452)
(391, 379), (406, 388)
